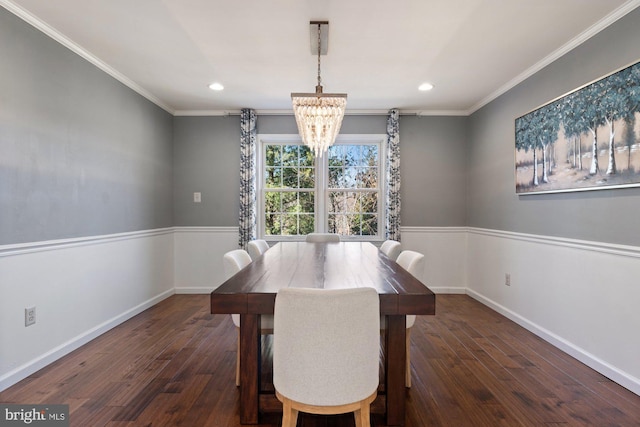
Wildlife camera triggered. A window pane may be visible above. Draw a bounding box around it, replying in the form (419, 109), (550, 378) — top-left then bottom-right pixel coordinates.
(299, 167), (314, 189)
(329, 214), (347, 235)
(346, 214), (360, 235)
(328, 167), (340, 188)
(281, 214), (298, 235)
(328, 191), (346, 213)
(265, 145), (282, 166)
(360, 192), (378, 213)
(344, 146), (358, 167)
(265, 214), (281, 236)
(357, 166), (378, 188)
(362, 214), (377, 235)
(265, 167), (282, 188)
(299, 214), (314, 234)
(282, 145), (298, 166)
(265, 191), (281, 213)
(282, 192), (297, 213)
(282, 167), (298, 188)
(362, 145), (379, 167)
(332, 166), (357, 188)
(346, 191), (359, 212)
(328, 146), (345, 167)
(299, 191), (314, 213)
(299, 146), (314, 166)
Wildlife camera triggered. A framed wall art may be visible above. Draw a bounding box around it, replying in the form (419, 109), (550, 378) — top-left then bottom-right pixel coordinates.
(515, 59), (640, 194)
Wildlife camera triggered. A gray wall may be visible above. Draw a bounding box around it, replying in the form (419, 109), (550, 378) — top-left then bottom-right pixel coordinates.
(467, 8), (640, 246)
(172, 114), (468, 228)
(0, 8), (174, 245)
(173, 116), (241, 226)
(401, 116), (468, 226)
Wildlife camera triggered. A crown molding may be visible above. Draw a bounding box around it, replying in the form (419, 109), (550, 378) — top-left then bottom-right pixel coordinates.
(1, 0), (176, 115)
(5, 0), (639, 118)
(468, 0), (640, 114)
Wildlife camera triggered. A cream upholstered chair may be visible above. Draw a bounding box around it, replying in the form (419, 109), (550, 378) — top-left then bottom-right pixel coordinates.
(386, 249), (425, 388)
(305, 232), (341, 243)
(223, 249), (274, 386)
(273, 287), (380, 427)
(380, 239), (402, 261)
(247, 239), (269, 261)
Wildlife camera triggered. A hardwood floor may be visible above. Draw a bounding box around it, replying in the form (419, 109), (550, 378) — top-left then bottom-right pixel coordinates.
(1, 294), (639, 426)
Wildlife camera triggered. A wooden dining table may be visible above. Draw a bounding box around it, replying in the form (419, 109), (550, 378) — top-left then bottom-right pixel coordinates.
(210, 241), (436, 426)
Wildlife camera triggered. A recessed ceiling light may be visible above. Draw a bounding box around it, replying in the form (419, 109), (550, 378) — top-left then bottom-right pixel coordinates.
(418, 83), (434, 91)
(209, 82), (224, 91)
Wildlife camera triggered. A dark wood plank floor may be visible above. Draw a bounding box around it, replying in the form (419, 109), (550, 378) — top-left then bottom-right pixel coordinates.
(1, 294), (639, 426)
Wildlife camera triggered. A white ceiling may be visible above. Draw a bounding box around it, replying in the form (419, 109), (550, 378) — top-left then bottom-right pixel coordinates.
(3, 0), (639, 115)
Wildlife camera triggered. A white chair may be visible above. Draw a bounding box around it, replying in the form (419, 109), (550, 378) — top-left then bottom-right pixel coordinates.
(223, 249), (274, 386)
(305, 232), (341, 243)
(273, 287), (380, 427)
(380, 239), (402, 261)
(385, 249), (425, 388)
(247, 239), (269, 261)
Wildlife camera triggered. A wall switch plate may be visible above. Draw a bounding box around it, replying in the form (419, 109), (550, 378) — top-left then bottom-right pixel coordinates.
(505, 273), (511, 286)
(193, 192), (202, 203)
(25, 306), (36, 326)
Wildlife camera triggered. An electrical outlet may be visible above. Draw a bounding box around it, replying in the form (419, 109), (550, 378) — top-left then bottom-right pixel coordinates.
(193, 192), (202, 203)
(505, 273), (511, 286)
(25, 306), (36, 326)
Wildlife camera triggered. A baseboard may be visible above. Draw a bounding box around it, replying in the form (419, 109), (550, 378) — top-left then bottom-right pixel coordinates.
(429, 286), (466, 294)
(174, 287), (215, 294)
(465, 288), (640, 396)
(0, 288), (174, 392)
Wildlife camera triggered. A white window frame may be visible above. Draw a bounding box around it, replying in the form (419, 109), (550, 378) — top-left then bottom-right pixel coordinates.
(257, 134), (386, 242)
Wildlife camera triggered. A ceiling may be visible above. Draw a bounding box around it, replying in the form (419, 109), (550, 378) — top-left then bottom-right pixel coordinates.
(3, 0), (639, 115)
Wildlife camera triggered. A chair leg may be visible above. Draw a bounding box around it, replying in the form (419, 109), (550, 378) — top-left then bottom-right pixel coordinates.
(281, 397), (299, 427)
(236, 327), (240, 387)
(354, 399), (371, 427)
(405, 327), (412, 388)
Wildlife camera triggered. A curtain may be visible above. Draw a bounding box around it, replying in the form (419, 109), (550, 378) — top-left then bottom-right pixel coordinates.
(239, 108), (257, 250)
(385, 108), (401, 241)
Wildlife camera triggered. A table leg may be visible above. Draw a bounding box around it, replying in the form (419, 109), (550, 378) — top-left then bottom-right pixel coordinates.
(385, 315), (406, 426)
(239, 314), (261, 424)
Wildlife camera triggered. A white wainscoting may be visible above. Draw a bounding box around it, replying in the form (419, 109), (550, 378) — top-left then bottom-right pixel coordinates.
(466, 227), (640, 395)
(400, 226), (468, 294)
(173, 226), (239, 294)
(2, 226), (639, 396)
(0, 229), (175, 392)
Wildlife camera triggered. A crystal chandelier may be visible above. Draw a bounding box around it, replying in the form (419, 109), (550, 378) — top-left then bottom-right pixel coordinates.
(291, 21), (347, 157)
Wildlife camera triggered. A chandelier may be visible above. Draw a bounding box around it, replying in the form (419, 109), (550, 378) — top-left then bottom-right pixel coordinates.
(291, 21), (347, 157)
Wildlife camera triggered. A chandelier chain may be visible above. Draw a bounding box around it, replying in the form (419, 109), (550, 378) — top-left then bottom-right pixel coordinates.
(317, 23), (322, 89)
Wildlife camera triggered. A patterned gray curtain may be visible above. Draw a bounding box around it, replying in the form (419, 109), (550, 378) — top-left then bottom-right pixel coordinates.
(385, 108), (401, 241)
(239, 108), (257, 250)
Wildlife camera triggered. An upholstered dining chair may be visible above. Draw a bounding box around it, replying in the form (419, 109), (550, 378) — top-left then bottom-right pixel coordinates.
(247, 239), (269, 261)
(223, 249), (274, 386)
(273, 287), (380, 427)
(379, 239), (402, 261)
(384, 249), (425, 388)
(305, 232), (341, 243)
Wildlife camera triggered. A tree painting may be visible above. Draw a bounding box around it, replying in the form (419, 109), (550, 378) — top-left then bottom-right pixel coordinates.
(515, 60), (640, 194)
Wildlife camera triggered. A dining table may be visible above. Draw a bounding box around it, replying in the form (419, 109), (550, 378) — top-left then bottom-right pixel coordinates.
(210, 241), (436, 426)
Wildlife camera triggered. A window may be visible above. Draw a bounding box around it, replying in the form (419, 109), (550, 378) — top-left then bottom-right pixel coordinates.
(258, 135), (385, 240)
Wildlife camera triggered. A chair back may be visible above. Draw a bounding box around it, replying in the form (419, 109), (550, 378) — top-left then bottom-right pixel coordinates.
(396, 250), (424, 278)
(247, 239), (269, 261)
(305, 233), (341, 243)
(273, 287), (380, 406)
(380, 240), (402, 261)
(223, 249), (252, 280)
